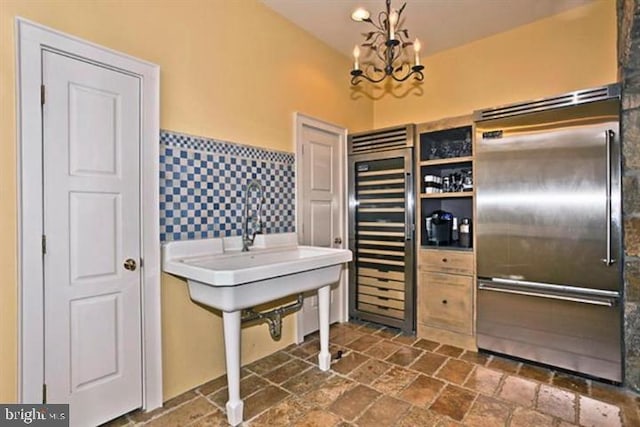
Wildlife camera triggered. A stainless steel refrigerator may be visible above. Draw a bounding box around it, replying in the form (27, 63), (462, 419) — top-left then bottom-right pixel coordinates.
(474, 84), (623, 382)
(348, 125), (416, 333)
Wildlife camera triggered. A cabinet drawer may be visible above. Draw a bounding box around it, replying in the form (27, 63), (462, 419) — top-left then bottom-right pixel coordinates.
(419, 272), (472, 334)
(420, 249), (474, 275)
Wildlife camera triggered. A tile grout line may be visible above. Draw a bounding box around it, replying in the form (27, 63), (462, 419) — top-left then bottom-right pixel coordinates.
(133, 392), (204, 426)
(459, 385), (482, 425)
(183, 407), (220, 427)
(573, 390), (580, 426)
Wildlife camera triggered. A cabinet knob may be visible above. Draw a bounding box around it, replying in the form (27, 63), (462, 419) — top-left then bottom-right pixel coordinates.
(442, 299), (448, 305)
(442, 258), (448, 263)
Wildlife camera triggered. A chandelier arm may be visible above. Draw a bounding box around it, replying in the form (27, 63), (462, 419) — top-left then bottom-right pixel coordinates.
(376, 10), (388, 32)
(367, 34), (389, 65)
(367, 31), (386, 48)
(374, 46), (388, 65)
(362, 63), (387, 79)
(352, 71), (389, 85)
(390, 66), (424, 82)
(366, 17), (385, 33)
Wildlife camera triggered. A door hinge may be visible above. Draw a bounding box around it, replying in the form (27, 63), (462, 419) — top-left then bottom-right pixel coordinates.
(41, 84), (45, 106)
(42, 235), (47, 255)
(42, 383), (47, 404)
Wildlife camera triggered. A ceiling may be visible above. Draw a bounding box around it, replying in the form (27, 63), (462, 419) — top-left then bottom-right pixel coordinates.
(261, 0), (594, 58)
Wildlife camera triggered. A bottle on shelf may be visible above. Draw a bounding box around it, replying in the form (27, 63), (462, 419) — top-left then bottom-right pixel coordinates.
(463, 169), (473, 192)
(424, 175), (442, 193)
(459, 218), (472, 248)
(452, 217), (459, 242)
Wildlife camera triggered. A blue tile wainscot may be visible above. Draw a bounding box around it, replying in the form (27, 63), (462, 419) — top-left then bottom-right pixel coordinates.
(159, 130), (295, 242)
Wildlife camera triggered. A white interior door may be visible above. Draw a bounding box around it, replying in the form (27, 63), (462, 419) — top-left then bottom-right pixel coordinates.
(298, 120), (345, 338)
(43, 50), (143, 426)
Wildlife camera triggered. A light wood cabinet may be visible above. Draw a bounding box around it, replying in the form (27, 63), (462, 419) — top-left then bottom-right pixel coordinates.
(417, 249), (476, 350)
(419, 271), (473, 334)
(415, 115), (477, 351)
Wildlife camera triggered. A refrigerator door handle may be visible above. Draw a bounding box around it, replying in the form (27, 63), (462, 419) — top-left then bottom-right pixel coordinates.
(405, 172), (413, 241)
(602, 129), (615, 266)
(478, 281), (618, 307)
(488, 277), (621, 297)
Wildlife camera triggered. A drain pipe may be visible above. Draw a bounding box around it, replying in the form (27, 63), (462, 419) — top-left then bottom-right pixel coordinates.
(241, 294), (304, 340)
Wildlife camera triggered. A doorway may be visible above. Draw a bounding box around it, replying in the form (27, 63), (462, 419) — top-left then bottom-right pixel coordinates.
(294, 113), (348, 341)
(17, 19), (161, 425)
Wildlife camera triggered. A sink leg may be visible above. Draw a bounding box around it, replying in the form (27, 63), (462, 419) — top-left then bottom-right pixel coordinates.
(317, 285), (331, 371)
(222, 310), (243, 426)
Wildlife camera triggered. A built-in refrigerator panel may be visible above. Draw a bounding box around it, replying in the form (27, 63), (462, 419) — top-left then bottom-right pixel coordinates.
(348, 125), (415, 333)
(477, 282), (622, 381)
(474, 85), (623, 382)
(475, 99), (621, 291)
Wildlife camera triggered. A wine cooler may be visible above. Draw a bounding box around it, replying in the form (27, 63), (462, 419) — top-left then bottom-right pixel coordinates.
(348, 125), (416, 333)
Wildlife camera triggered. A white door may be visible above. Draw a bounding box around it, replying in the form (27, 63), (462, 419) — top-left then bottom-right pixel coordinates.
(298, 120), (345, 337)
(43, 50), (142, 426)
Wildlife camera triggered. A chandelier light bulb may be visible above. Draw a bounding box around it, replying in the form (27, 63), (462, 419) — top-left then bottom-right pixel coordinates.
(353, 45), (361, 70)
(413, 38), (421, 66)
(351, 7), (370, 21)
(388, 9), (398, 40)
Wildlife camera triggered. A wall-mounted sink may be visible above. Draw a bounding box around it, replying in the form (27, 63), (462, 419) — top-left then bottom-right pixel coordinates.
(163, 235), (352, 311)
(162, 233), (351, 426)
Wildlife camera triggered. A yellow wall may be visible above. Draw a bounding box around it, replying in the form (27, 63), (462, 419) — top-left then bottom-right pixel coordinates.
(373, 0), (617, 127)
(0, 0), (373, 403)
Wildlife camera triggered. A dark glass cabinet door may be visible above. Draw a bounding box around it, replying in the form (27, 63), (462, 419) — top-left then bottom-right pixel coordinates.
(348, 149), (415, 333)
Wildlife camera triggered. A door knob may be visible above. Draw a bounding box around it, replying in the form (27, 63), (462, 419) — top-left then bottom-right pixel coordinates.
(334, 237), (343, 245)
(123, 258), (137, 271)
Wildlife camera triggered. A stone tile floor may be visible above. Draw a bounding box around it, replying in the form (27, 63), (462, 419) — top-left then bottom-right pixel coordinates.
(105, 321), (640, 426)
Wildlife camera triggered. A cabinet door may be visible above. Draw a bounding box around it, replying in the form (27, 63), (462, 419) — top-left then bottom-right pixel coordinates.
(419, 272), (473, 334)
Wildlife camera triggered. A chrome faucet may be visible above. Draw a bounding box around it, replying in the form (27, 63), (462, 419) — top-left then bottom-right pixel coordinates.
(242, 180), (265, 252)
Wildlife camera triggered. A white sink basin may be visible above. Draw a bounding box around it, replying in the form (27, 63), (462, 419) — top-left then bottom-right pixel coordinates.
(162, 233), (352, 426)
(162, 233), (352, 312)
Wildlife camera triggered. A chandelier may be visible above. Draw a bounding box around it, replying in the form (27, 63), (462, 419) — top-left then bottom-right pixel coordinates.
(350, 0), (424, 85)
